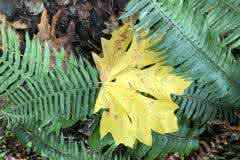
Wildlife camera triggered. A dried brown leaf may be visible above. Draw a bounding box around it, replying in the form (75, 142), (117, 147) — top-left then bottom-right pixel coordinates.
(11, 20), (28, 29)
(37, 7), (51, 41)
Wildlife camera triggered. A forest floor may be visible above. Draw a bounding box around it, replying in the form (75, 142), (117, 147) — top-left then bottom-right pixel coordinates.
(0, 121), (239, 160)
(0, 0), (239, 159)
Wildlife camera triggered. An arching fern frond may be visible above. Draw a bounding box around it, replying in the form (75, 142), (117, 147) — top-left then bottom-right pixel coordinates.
(15, 127), (84, 160)
(172, 83), (238, 124)
(122, 0), (240, 109)
(15, 127), (131, 160)
(0, 26), (52, 96)
(0, 52), (100, 130)
(193, 0), (240, 49)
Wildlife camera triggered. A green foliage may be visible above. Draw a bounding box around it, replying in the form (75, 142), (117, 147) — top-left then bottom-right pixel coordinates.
(0, 27), (52, 96)
(122, 0), (240, 124)
(15, 127), (129, 160)
(15, 127), (84, 160)
(193, 0), (240, 49)
(0, 26), (101, 159)
(1, 52), (99, 131)
(172, 83), (238, 124)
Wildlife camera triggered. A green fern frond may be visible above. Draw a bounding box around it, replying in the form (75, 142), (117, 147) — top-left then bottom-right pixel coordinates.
(15, 127), (96, 160)
(122, 0), (240, 109)
(193, 0), (240, 49)
(0, 52), (99, 130)
(15, 127), (131, 160)
(15, 127), (84, 160)
(0, 26), (52, 96)
(172, 83), (238, 124)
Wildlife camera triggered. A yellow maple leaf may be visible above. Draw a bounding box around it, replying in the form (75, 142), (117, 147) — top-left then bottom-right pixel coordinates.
(93, 23), (191, 147)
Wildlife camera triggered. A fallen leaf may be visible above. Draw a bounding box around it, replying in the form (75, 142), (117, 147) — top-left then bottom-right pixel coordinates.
(37, 8), (75, 55)
(52, 20), (76, 54)
(35, 8), (76, 70)
(93, 23), (191, 147)
(50, 9), (62, 38)
(11, 20), (28, 29)
(37, 7), (51, 41)
(0, 13), (28, 30)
